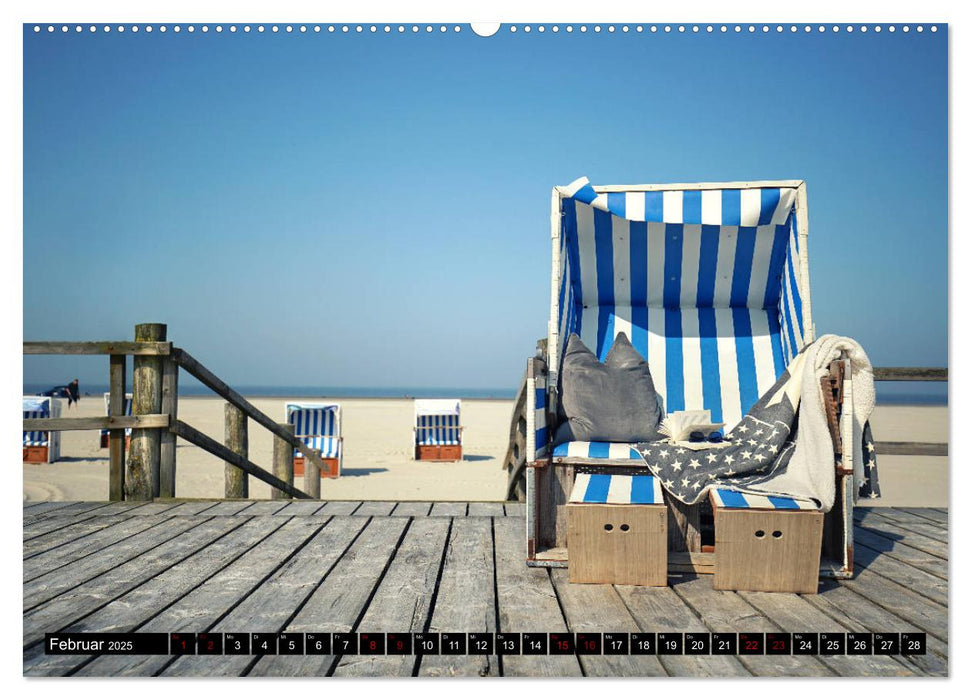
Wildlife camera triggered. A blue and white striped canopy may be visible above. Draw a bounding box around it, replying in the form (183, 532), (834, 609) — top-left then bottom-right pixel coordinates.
(415, 399), (462, 446)
(23, 397), (51, 447)
(286, 403), (341, 458)
(551, 177), (812, 432)
(569, 472), (664, 505)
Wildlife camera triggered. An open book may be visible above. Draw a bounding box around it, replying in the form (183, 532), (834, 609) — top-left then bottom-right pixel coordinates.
(658, 409), (725, 443)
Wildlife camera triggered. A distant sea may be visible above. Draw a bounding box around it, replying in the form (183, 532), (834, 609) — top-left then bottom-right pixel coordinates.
(23, 381), (946, 405)
(22, 383), (519, 401)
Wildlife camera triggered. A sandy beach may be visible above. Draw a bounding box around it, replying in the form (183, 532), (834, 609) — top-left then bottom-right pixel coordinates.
(22, 397), (948, 507)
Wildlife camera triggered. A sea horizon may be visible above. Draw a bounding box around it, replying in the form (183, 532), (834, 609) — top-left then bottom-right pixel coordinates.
(22, 381), (947, 406)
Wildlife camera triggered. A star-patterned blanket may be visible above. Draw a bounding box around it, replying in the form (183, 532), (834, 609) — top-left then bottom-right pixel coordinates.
(634, 335), (880, 512)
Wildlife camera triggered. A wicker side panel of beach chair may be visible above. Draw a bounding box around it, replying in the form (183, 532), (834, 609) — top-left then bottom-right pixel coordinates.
(285, 403), (342, 479)
(23, 396), (61, 464)
(525, 178), (855, 580)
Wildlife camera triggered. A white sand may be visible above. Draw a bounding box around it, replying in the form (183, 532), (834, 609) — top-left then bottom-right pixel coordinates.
(22, 398), (948, 507)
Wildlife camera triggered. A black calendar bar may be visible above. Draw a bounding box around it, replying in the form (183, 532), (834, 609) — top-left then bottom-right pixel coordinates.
(42, 631), (927, 656)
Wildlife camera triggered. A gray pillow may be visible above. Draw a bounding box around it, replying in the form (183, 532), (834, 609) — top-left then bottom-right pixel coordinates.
(553, 332), (663, 446)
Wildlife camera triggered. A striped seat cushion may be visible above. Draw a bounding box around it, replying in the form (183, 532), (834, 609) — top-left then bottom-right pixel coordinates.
(295, 435), (341, 459)
(569, 473), (664, 505)
(711, 488), (817, 510)
(552, 441), (641, 461)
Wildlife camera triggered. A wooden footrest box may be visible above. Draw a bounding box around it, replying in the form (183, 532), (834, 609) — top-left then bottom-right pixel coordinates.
(293, 457), (340, 479)
(566, 473), (668, 586)
(23, 446), (49, 464)
(711, 490), (823, 594)
(415, 444), (462, 462)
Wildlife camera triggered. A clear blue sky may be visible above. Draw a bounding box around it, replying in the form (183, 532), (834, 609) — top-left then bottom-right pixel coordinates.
(22, 24), (947, 391)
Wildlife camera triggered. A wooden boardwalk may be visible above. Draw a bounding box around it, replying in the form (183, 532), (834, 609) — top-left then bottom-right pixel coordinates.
(23, 501), (948, 677)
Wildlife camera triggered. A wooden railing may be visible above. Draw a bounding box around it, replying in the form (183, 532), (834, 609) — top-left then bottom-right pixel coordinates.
(871, 366), (948, 457)
(23, 323), (329, 501)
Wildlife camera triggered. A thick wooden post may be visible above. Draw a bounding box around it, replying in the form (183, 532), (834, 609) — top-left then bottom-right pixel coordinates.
(225, 403), (249, 498)
(126, 323), (166, 500)
(303, 451), (321, 499)
(159, 357), (179, 498)
(108, 354), (126, 501)
(272, 423), (294, 500)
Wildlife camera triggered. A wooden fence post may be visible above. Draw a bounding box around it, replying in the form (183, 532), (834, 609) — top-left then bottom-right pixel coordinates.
(272, 423), (294, 500)
(159, 356), (179, 498)
(303, 451), (321, 499)
(126, 323), (166, 500)
(225, 403), (249, 498)
(108, 354), (126, 501)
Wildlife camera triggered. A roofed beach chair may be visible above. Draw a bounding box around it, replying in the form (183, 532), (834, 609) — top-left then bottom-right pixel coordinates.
(23, 396), (61, 464)
(414, 399), (463, 461)
(99, 392), (133, 448)
(286, 403), (342, 479)
(525, 178), (857, 590)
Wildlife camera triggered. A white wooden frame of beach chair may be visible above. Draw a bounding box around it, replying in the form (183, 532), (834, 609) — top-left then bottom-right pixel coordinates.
(23, 396), (61, 463)
(285, 402), (342, 479)
(524, 179), (856, 582)
(414, 399), (463, 461)
(100, 392), (133, 448)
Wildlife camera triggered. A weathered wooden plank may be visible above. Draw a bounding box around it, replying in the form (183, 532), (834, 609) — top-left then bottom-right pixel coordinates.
(391, 502), (432, 516)
(614, 583), (749, 677)
(198, 501), (256, 516)
(22, 501), (81, 517)
(317, 501), (361, 515)
(23, 516), (244, 648)
(671, 576), (831, 676)
(159, 357), (179, 498)
(504, 502), (525, 517)
(271, 501), (325, 516)
(236, 500), (288, 515)
(419, 517), (499, 677)
(353, 501), (397, 516)
(163, 501), (225, 516)
(467, 502), (505, 517)
(856, 508), (948, 544)
(161, 516), (369, 676)
(271, 423), (295, 500)
(853, 530), (948, 581)
(872, 367), (946, 381)
(23, 504), (115, 533)
(493, 517), (582, 677)
(24, 513), (196, 586)
(805, 582), (948, 676)
(841, 569), (949, 642)
(894, 507), (949, 525)
(127, 323), (167, 500)
(739, 591), (915, 676)
(23, 340), (172, 356)
(23, 515), (134, 558)
(873, 441), (947, 456)
(24, 516), (294, 676)
(430, 502), (467, 517)
(550, 570), (667, 677)
(332, 518), (452, 677)
(73, 516), (333, 677)
(854, 513), (948, 557)
(248, 517), (409, 677)
(109, 354), (127, 500)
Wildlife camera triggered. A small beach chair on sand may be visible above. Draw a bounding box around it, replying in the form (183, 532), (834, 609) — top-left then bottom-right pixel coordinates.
(23, 396), (61, 463)
(100, 392), (133, 449)
(525, 178), (856, 591)
(414, 399), (463, 461)
(285, 403), (342, 479)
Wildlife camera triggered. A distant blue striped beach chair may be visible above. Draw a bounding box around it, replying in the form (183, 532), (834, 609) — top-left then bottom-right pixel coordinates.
(525, 178), (854, 586)
(100, 392), (133, 448)
(23, 396), (61, 463)
(414, 399), (463, 461)
(285, 403), (342, 479)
